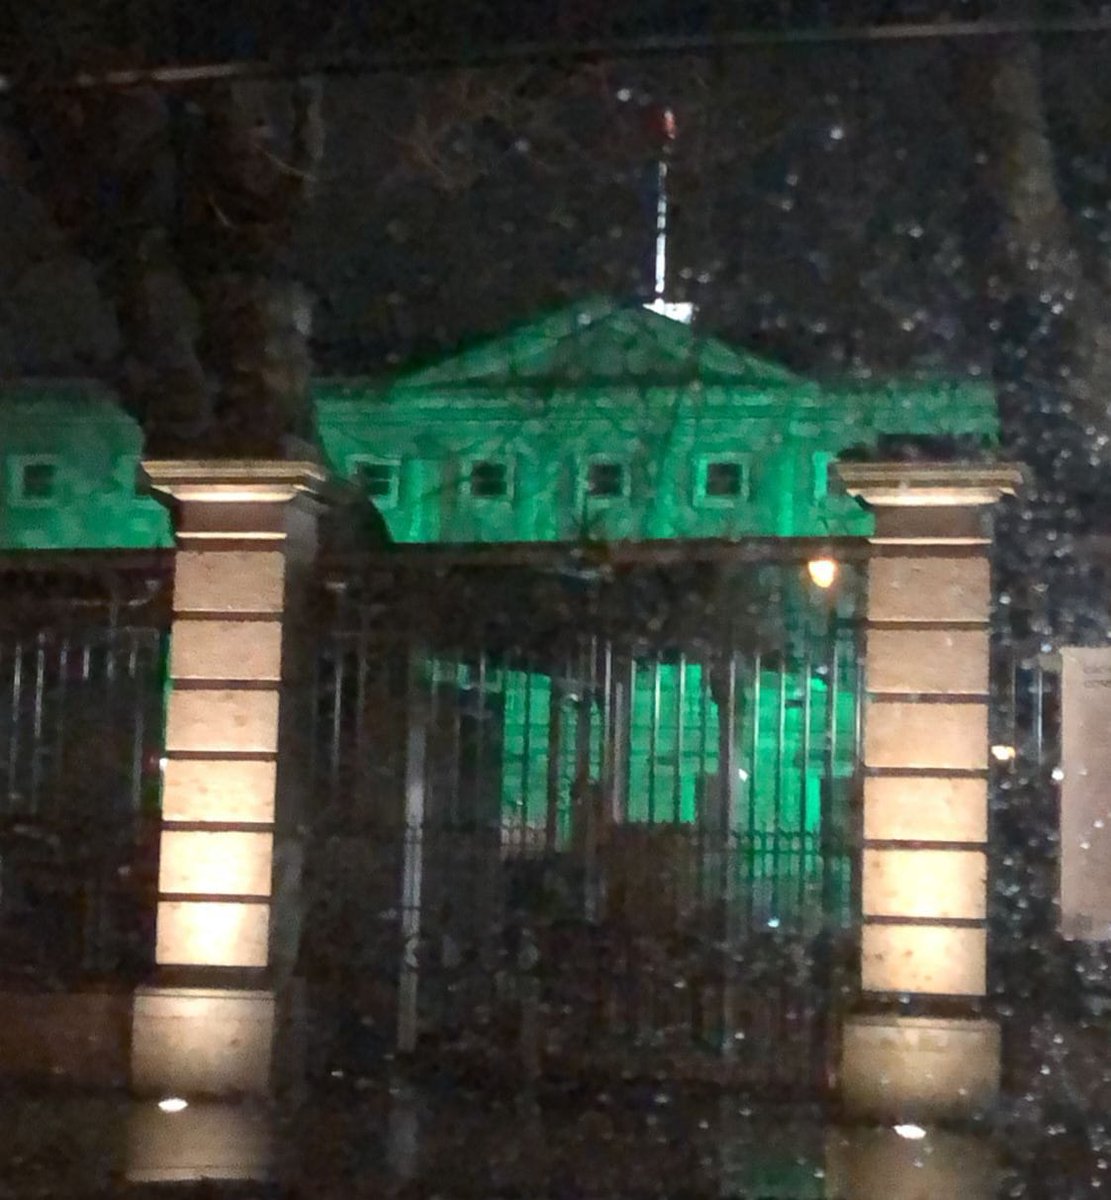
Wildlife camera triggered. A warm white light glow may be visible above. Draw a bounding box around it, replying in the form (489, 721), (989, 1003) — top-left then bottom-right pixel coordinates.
(157, 1097), (189, 1114)
(893, 1123), (927, 1141)
(990, 744), (1017, 763)
(156, 899), (270, 967)
(644, 298), (694, 324)
(861, 923), (986, 995)
(807, 557), (838, 589)
(158, 829), (273, 898)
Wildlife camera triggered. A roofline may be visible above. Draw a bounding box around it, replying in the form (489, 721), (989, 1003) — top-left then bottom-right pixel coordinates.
(323, 535), (873, 573)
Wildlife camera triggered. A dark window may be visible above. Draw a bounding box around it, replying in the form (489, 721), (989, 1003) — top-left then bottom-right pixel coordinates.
(470, 461), (509, 498)
(354, 461), (397, 499)
(587, 462), (625, 498)
(705, 461), (745, 498)
(20, 460), (56, 500)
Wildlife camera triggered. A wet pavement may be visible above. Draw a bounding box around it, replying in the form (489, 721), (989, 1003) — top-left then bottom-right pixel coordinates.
(8, 1035), (1111, 1199)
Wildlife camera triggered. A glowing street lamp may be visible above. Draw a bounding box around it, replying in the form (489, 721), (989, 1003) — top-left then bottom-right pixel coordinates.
(807, 557), (838, 589)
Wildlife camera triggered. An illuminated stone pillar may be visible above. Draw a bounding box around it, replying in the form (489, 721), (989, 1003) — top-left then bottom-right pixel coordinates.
(826, 1127), (998, 1200)
(128, 461), (330, 1182)
(836, 462), (1021, 1122)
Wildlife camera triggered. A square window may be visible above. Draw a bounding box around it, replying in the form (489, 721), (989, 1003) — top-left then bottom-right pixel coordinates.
(350, 458), (400, 507)
(355, 462), (395, 497)
(587, 462), (625, 498)
(22, 462), (55, 499)
(705, 461), (744, 498)
(469, 461), (509, 499)
(10, 458), (58, 504)
(695, 456), (750, 505)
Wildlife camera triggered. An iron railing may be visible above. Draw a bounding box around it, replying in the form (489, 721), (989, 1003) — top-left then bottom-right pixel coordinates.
(306, 541), (865, 1093)
(0, 553), (170, 983)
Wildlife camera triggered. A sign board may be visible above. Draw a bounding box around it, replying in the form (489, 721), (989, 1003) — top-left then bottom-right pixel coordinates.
(1061, 647), (1111, 940)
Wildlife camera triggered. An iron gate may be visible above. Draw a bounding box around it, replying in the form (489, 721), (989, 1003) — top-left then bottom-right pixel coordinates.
(307, 543), (864, 1093)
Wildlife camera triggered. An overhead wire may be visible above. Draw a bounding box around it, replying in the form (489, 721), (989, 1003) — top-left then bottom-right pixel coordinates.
(3, 13), (1111, 94)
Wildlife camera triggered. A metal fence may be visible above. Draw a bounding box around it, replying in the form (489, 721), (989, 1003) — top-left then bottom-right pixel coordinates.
(983, 630), (1111, 1039)
(307, 541), (865, 1094)
(0, 554), (169, 984)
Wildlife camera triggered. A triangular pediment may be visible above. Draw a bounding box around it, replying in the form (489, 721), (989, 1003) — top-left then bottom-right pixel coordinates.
(393, 299), (803, 391)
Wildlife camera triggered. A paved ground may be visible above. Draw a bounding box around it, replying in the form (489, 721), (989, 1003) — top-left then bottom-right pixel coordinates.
(9, 1027), (1111, 1198)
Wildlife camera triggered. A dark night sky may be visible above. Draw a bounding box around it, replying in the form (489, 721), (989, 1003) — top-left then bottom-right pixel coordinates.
(0, 18), (1107, 390)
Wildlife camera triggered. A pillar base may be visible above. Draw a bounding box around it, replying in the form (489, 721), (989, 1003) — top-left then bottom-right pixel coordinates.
(126, 1097), (273, 1183)
(839, 1014), (1000, 1122)
(826, 1126), (998, 1200)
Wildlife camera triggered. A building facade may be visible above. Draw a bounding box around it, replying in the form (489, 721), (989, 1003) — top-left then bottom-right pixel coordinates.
(0, 302), (1000, 931)
(0, 299), (996, 552)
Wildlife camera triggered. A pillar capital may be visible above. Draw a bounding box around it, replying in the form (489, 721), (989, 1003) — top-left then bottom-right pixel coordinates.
(837, 461), (1023, 546)
(141, 459), (334, 507)
(141, 460), (338, 548)
(835, 461), (1024, 509)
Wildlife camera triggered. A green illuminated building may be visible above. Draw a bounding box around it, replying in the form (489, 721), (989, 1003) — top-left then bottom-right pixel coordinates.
(0, 300), (998, 924)
(0, 299), (996, 552)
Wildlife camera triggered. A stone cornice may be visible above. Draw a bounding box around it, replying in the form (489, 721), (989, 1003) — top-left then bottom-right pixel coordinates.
(141, 460), (335, 505)
(835, 462), (1024, 508)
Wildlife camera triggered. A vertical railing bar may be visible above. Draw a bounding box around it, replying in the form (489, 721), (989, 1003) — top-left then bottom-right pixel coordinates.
(475, 648), (488, 827)
(449, 654), (464, 829)
(1034, 660), (1046, 767)
(822, 604), (840, 925)
(520, 655), (533, 848)
(307, 601), (324, 806)
(648, 653), (661, 825)
(588, 636), (611, 924)
(801, 639), (814, 931)
(54, 635), (70, 816)
(128, 631), (146, 815)
(396, 648), (428, 1055)
(775, 656), (787, 923)
(747, 648), (761, 934)
(353, 614), (371, 824)
(427, 650), (442, 827)
(696, 654), (710, 920)
(599, 638), (615, 928)
(600, 637), (613, 808)
(749, 650), (761, 830)
(674, 651), (686, 825)
(328, 635), (346, 811)
(545, 660), (563, 852)
(624, 655), (637, 823)
(611, 651), (631, 829)
(574, 638), (596, 917)
(9, 640), (23, 813)
(718, 645), (738, 1058)
(30, 632), (47, 814)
